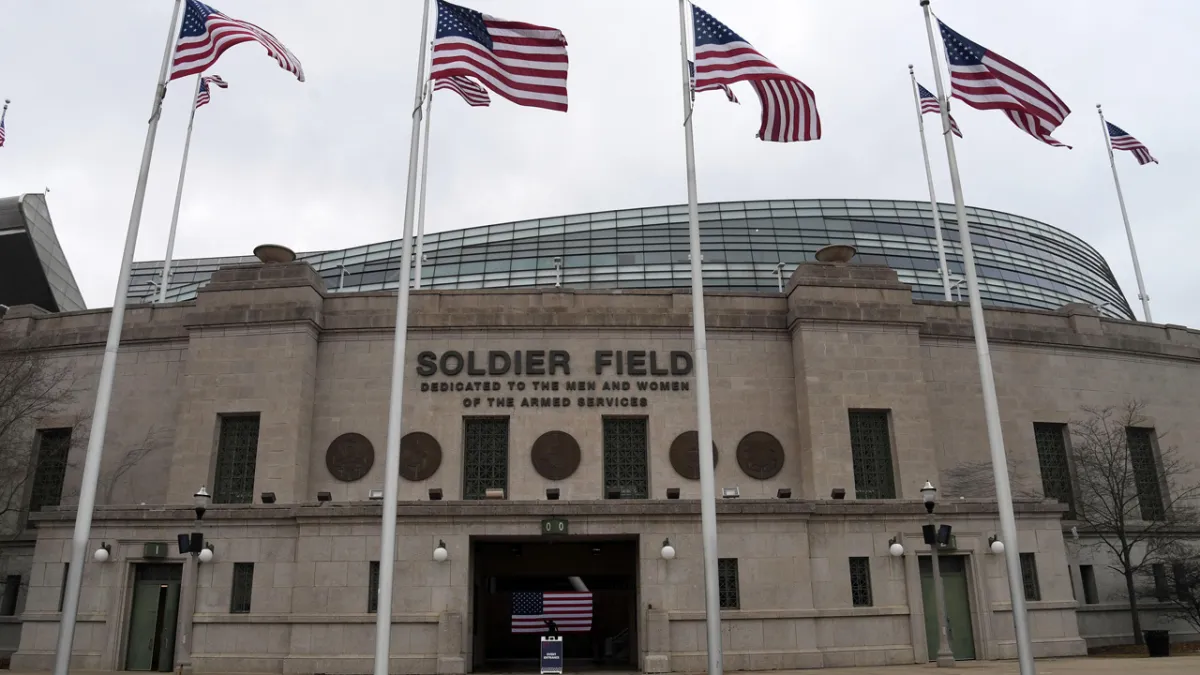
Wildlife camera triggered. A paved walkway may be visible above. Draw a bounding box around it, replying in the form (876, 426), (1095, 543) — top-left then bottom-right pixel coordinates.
(785, 655), (1200, 675)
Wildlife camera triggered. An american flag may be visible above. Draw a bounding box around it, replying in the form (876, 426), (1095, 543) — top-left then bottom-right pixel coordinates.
(917, 83), (962, 138)
(1106, 122), (1157, 165)
(0, 114), (5, 148)
(194, 75), (228, 110)
(689, 60), (738, 104)
(171, 0), (305, 82)
(434, 75), (491, 107)
(938, 20), (1069, 149)
(431, 0), (568, 112)
(511, 592), (592, 633)
(692, 5), (819, 142)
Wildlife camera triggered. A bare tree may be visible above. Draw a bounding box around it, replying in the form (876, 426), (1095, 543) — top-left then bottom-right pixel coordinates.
(942, 455), (1041, 499)
(1134, 543), (1200, 635)
(1069, 401), (1200, 644)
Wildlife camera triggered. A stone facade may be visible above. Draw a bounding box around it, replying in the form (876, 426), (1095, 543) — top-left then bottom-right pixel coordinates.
(1, 257), (1198, 672)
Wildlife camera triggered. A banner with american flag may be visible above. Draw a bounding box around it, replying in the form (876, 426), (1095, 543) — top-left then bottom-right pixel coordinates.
(937, 19), (1069, 149)
(435, 75), (491, 107)
(431, 0), (568, 112)
(171, 0), (305, 82)
(691, 5), (820, 142)
(917, 83), (961, 138)
(1106, 122), (1157, 165)
(511, 592), (592, 633)
(194, 75), (228, 110)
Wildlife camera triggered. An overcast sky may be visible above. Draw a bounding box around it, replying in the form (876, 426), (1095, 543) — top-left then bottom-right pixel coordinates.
(2, 1), (1197, 325)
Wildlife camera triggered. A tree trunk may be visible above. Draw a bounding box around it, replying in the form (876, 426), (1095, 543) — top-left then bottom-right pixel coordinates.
(1125, 568), (1144, 645)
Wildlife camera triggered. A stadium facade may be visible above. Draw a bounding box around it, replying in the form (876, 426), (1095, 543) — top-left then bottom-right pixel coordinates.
(128, 198), (1135, 320)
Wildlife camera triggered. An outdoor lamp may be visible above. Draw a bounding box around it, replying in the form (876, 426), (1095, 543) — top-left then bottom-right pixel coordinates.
(198, 544), (214, 563)
(660, 538), (676, 560)
(921, 481), (938, 514)
(988, 535), (1005, 555)
(433, 540), (449, 563)
(93, 542), (112, 563)
(888, 537), (905, 557)
(194, 486), (211, 521)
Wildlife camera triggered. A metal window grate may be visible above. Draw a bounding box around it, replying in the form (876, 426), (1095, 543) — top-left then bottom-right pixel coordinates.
(368, 561), (380, 613)
(717, 558), (739, 609)
(849, 557), (873, 607)
(213, 415), (261, 505)
(1019, 553), (1041, 601)
(1033, 423), (1075, 518)
(463, 418), (509, 500)
(602, 417), (648, 499)
(30, 428), (72, 513)
(230, 563), (254, 613)
(1126, 427), (1165, 520)
(848, 411), (896, 499)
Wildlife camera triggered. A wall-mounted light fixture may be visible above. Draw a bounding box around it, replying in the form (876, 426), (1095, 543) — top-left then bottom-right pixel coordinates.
(429, 488), (444, 501)
(666, 488), (680, 500)
(545, 488), (560, 500)
(721, 487), (740, 499)
(831, 488), (846, 500)
(660, 538), (676, 560)
(433, 540), (449, 563)
(776, 488), (792, 499)
(198, 543), (214, 564)
(260, 492), (276, 504)
(988, 535), (1005, 555)
(316, 491), (332, 503)
(368, 488), (384, 500)
(93, 542), (112, 563)
(194, 486), (211, 521)
(888, 536), (905, 557)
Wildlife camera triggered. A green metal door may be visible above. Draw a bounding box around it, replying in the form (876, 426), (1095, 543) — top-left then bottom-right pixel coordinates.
(125, 564), (183, 672)
(919, 555), (976, 661)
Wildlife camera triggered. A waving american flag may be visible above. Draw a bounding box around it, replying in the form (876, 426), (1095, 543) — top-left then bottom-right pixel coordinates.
(918, 83), (962, 138)
(692, 5), (819, 142)
(1106, 122), (1157, 165)
(194, 75), (228, 109)
(434, 76), (491, 107)
(171, 0), (304, 82)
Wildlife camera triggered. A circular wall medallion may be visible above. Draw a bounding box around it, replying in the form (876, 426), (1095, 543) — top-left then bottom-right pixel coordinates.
(325, 433), (375, 482)
(735, 431), (785, 480)
(531, 431), (582, 481)
(399, 432), (443, 481)
(669, 431), (719, 481)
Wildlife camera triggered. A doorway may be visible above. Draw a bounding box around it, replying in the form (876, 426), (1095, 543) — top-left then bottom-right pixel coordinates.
(472, 537), (639, 671)
(124, 563), (183, 671)
(919, 555), (976, 661)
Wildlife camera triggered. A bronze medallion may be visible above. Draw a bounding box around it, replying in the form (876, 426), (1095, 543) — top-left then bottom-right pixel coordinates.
(399, 432), (443, 481)
(531, 431), (581, 481)
(736, 431), (785, 480)
(669, 431), (719, 481)
(325, 433), (375, 482)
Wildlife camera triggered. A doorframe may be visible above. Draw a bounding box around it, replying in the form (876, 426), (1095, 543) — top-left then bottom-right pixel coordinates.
(115, 558), (185, 672)
(914, 551), (981, 662)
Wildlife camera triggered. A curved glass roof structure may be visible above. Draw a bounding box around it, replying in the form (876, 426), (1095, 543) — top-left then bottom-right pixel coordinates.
(128, 198), (1133, 319)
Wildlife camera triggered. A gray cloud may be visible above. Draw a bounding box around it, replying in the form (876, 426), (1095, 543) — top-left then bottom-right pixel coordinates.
(1, 1), (1195, 325)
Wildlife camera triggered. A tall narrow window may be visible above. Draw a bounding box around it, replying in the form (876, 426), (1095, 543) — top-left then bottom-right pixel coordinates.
(1020, 553), (1041, 601)
(1033, 423), (1075, 518)
(1174, 563), (1192, 601)
(849, 557), (873, 607)
(213, 415), (261, 504)
(717, 558), (739, 609)
(230, 563), (254, 613)
(1, 575), (20, 616)
(30, 428), (72, 513)
(463, 417), (509, 500)
(848, 411), (896, 499)
(602, 417), (648, 499)
(1080, 565), (1099, 604)
(1152, 563), (1170, 601)
(368, 561), (380, 613)
(1126, 427), (1165, 520)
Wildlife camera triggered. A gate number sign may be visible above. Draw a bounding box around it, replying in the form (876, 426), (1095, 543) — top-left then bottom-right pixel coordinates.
(541, 518), (569, 535)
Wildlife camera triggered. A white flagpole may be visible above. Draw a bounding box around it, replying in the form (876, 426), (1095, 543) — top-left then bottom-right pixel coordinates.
(52, 2), (184, 674)
(373, 0), (431, 672)
(158, 74), (204, 303)
(677, 3), (723, 675)
(907, 65), (952, 301)
(919, 3), (1036, 674)
(1097, 104), (1152, 323)
(414, 77), (434, 289)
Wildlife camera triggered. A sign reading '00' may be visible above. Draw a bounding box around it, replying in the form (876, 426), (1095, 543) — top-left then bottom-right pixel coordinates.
(415, 349), (694, 409)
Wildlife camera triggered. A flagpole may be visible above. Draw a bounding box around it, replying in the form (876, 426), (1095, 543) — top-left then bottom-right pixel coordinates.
(919, 3), (1036, 674)
(414, 77), (433, 289)
(158, 74), (204, 303)
(1096, 105), (1152, 323)
(907, 65), (952, 301)
(52, 1), (184, 674)
(678, 3), (723, 675)
(373, 0), (432, 672)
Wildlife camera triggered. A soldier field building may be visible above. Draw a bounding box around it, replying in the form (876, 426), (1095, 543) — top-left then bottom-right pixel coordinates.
(0, 195), (1198, 673)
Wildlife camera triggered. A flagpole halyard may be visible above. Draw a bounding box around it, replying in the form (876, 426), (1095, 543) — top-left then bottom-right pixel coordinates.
(52, 2), (186, 674)
(373, 1), (433, 673)
(159, 74), (204, 303)
(678, 3), (724, 675)
(908, 65), (953, 301)
(919, 2), (1037, 674)
(414, 76), (434, 290)
(1097, 104), (1152, 323)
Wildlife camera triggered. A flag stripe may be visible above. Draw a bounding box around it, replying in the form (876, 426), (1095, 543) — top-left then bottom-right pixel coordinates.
(434, 75), (491, 107)
(171, 1), (304, 82)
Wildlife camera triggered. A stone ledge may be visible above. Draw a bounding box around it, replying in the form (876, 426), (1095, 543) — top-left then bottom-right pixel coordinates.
(193, 612), (439, 624)
(667, 605), (911, 621)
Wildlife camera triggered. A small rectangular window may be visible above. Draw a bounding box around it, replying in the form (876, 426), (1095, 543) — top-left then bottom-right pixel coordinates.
(1020, 553), (1041, 601)
(230, 563), (254, 613)
(849, 557), (873, 607)
(1080, 565), (1099, 604)
(1153, 563), (1170, 601)
(1, 575), (20, 616)
(717, 559), (739, 609)
(368, 561), (380, 613)
(58, 563), (69, 612)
